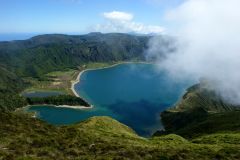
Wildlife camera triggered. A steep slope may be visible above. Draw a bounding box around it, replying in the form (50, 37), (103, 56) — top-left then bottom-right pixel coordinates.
(0, 65), (26, 93)
(0, 65), (28, 111)
(1, 111), (240, 159)
(173, 83), (236, 112)
(0, 33), (150, 78)
(159, 83), (240, 138)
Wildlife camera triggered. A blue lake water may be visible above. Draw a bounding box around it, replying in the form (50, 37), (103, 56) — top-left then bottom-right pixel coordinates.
(28, 63), (195, 136)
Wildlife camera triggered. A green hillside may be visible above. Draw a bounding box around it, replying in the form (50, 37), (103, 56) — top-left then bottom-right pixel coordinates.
(0, 65), (26, 94)
(0, 33), (150, 78)
(1, 111), (240, 160)
(159, 83), (240, 138)
(0, 65), (28, 111)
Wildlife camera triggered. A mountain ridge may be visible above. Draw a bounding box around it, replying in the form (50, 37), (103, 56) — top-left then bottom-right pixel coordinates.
(0, 33), (151, 78)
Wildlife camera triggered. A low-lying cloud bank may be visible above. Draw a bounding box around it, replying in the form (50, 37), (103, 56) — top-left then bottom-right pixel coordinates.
(146, 0), (240, 105)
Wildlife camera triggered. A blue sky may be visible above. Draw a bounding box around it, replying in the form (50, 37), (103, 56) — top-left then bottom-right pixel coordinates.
(0, 0), (184, 37)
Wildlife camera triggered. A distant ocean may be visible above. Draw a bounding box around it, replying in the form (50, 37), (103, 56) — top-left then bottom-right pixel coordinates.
(0, 32), (85, 41)
(0, 33), (38, 41)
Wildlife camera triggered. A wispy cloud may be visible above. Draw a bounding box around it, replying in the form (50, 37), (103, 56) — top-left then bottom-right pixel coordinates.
(92, 11), (165, 34)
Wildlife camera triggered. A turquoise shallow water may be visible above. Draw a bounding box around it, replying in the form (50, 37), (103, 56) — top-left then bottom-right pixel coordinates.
(28, 63), (194, 136)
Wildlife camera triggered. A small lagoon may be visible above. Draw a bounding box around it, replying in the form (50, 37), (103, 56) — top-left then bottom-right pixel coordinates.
(28, 63), (195, 136)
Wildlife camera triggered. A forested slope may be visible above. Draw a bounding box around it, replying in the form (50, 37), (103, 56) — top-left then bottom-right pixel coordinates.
(0, 33), (150, 78)
(0, 33), (151, 110)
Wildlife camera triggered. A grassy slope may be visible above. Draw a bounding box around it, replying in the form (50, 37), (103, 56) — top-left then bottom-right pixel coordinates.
(174, 84), (236, 112)
(159, 83), (240, 139)
(1, 112), (240, 160)
(23, 69), (79, 95)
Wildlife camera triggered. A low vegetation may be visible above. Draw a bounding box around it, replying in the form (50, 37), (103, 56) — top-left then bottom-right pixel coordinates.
(23, 62), (125, 95)
(23, 69), (79, 95)
(1, 111), (240, 160)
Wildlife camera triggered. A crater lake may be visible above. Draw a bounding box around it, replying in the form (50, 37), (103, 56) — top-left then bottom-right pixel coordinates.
(28, 63), (195, 136)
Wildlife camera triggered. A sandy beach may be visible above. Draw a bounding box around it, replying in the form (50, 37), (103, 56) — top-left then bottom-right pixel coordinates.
(54, 104), (93, 109)
(27, 104), (93, 110)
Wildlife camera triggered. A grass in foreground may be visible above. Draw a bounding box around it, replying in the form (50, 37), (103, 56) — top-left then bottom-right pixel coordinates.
(1, 112), (240, 160)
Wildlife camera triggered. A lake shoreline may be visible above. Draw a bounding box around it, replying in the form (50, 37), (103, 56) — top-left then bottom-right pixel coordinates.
(28, 104), (93, 110)
(22, 61), (152, 112)
(71, 61), (152, 98)
(17, 104), (94, 118)
(24, 62), (193, 136)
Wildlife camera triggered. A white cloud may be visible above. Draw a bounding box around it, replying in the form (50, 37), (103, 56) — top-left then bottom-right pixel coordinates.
(92, 11), (165, 34)
(146, 0), (240, 104)
(103, 11), (133, 21)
